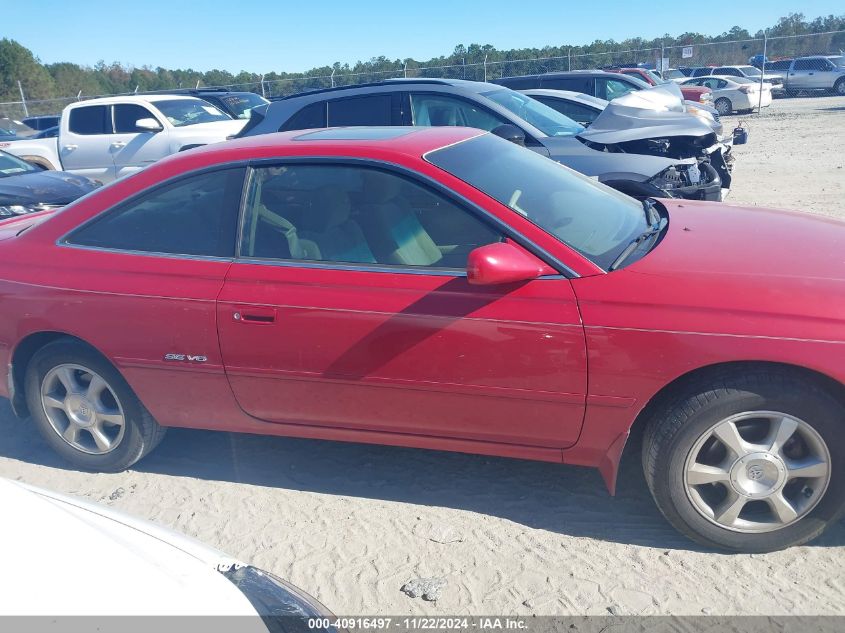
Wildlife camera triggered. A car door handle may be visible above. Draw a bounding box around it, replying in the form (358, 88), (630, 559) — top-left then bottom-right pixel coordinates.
(62, 144), (77, 151)
(233, 307), (277, 324)
(110, 142), (126, 149)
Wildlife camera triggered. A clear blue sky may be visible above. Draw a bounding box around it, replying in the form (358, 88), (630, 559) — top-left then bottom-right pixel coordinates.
(3, 0), (842, 73)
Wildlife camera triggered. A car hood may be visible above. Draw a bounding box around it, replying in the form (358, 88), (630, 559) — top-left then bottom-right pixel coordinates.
(610, 200), (845, 339)
(578, 102), (715, 144)
(618, 85), (686, 112)
(0, 169), (98, 206)
(0, 478), (265, 618)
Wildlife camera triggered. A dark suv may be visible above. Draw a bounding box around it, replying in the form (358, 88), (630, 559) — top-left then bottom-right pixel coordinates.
(237, 78), (722, 201)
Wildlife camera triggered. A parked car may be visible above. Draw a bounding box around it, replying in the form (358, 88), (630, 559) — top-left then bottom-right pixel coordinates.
(0, 477), (337, 621)
(606, 67), (714, 103)
(705, 66), (785, 95)
(521, 88), (734, 191)
(662, 68), (690, 83)
(0, 148), (100, 217)
(1, 127), (843, 552)
(681, 76), (773, 115)
(522, 86), (731, 144)
(0, 95), (245, 183)
(239, 78), (722, 201)
(22, 115), (60, 131)
(494, 70), (713, 105)
(769, 56), (845, 95)
(33, 125), (58, 139)
(143, 88), (270, 120)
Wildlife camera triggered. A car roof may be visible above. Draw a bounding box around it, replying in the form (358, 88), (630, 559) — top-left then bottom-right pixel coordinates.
(521, 88), (607, 108)
(158, 126), (486, 168)
(271, 77), (495, 101)
(67, 94), (212, 107)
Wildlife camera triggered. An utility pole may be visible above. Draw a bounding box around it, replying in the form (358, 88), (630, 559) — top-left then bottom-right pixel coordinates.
(758, 30), (768, 113)
(17, 81), (28, 117)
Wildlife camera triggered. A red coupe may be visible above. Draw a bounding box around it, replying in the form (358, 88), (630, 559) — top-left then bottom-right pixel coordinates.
(0, 127), (841, 552)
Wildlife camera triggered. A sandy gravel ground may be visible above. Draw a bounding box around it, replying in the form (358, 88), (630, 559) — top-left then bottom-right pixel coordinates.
(1, 96), (844, 617)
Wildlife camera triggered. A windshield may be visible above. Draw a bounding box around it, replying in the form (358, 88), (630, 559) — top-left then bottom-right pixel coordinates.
(0, 150), (36, 177)
(426, 133), (647, 270)
(216, 93), (270, 119)
(738, 65), (762, 76)
(643, 69), (667, 84)
(829, 56), (845, 67)
(153, 99), (232, 127)
(482, 89), (584, 137)
(664, 69), (685, 79)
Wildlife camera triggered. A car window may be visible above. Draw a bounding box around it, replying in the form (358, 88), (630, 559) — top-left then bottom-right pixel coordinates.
(66, 168), (245, 257)
(692, 68), (711, 77)
(714, 68), (739, 76)
(68, 105), (111, 135)
(538, 76), (594, 94)
(426, 133), (647, 271)
(279, 101), (328, 132)
(717, 79), (729, 89)
(327, 95), (392, 126)
(483, 89), (583, 136)
(214, 93), (269, 119)
(113, 104), (158, 133)
(0, 149), (37, 176)
(793, 59), (828, 71)
(532, 96), (600, 125)
(240, 164), (503, 270)
(154, 99), (231, 126)
(411, 93), (505, 131)
(598, 78), (637, 100)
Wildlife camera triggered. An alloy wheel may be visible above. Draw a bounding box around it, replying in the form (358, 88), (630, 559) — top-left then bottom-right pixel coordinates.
(683, 411), (831, 533)
(40, 364), (126, 455)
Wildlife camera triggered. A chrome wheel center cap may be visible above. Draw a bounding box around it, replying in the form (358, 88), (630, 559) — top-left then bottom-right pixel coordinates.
(66, 395), (95, 427)
(730, 452), (787, 498)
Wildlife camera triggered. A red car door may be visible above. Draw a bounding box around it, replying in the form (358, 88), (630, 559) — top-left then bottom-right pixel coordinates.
(217, 161), (587, 448)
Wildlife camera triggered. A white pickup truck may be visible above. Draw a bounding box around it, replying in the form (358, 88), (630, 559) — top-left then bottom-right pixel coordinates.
(0, 95), (245, 183)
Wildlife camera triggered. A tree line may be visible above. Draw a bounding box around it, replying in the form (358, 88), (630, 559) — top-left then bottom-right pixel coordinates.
(1, 11), (843, 112)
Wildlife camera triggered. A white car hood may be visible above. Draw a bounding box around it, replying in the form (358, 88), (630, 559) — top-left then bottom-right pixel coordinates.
(613, 85), (686, 111)
(0, 479), (264, 620)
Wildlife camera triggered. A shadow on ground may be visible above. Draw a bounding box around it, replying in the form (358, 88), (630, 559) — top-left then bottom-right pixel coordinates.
(2, 398), (843, 551)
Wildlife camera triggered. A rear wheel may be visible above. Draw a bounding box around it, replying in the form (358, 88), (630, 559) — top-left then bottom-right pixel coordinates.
(643, 370), (844, 552)
(714, 97), (732, 116)
(25, 340), (165, 472)
(834, 78), (845, 96)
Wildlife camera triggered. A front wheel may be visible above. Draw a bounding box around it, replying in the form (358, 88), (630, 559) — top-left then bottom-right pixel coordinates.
(714, 97), (732, 116)
(834, 78), (845, 96)
(642, 370), (844, 552)
(25, 340), (166, 472)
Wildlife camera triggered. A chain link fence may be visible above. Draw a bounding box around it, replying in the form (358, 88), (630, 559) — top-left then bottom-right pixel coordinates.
(2, 30), (843, 124)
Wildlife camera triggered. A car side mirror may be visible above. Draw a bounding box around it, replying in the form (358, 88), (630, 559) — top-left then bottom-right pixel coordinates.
(135, 118), (163, 132)
(491, 124), (526, 147)
(467, 242), (556, 286)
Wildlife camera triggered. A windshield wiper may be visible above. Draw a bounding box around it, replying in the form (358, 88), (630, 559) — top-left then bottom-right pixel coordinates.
(609, 208), (667, 271)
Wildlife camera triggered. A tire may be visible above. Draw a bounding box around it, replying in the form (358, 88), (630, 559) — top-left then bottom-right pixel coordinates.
(834, 78), (845, 96)
(642, 369), (845, 552)
(25, 339), (166, 472)
(714, 97), (732, 116)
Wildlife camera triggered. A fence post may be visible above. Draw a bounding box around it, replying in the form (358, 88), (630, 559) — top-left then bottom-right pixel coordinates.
(483, 54), (487, 82)
(260, 74), (266, 97)
(759, 31), (767, 113)
(568, 48), (571, 71)
(76, 90), (82, 101)
(331, 69), (335, 87)
(404, 61), (408, 78)
(17, 81), (28, 117)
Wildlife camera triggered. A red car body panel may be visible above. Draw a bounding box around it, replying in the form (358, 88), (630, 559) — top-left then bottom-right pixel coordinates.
(611, 68), (712, 103)
(1, 128), (843, 494)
